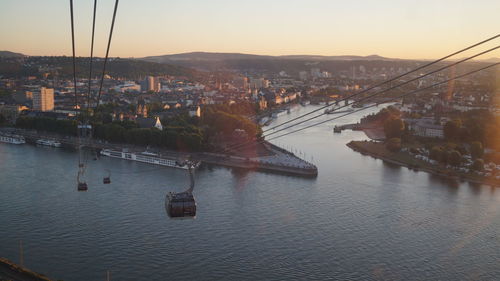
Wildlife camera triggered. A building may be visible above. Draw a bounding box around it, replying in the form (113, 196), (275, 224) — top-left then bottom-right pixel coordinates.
(310, 68), (321, 78)
(0, 105), (29, 123)
(299, 71), (308, 81)
(33, 87), (54, 111)
(136, 116), (163, 130)
(114, 83), (141, 93)
(249, 78), (269, 89)
(136, 100), (148, 118)
(188, 106), (201, 118)
(145, 76), (160, 92)
(258, 97), (268, 110)
(405, 118), (444, 139)
(233, 77), (249, 90)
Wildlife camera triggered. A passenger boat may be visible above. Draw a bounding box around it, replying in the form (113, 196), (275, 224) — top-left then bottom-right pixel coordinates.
(324, 108), (354, 114)
(100, 149), (200, 170)
(36, 139), (62, 148)
(0, 134), (26, 144)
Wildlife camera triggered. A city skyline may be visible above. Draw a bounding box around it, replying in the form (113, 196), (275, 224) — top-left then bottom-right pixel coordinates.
(1, 0), (499, 59)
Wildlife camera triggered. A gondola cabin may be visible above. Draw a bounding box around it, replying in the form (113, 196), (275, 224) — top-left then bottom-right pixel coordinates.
(166, 191), (196, 218)
(103, 177), (111, 184)
(78, 182), (88, 191)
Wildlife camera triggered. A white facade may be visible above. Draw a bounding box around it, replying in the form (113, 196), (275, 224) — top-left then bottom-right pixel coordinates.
(188, 106), (201, 118)
(406, 118), (444, 139)
(154, 117), (163, 130)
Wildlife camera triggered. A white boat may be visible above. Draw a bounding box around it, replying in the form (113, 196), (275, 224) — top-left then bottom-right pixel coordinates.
(0, 134), (26, 144)
(324, 108), (354, 114)
(100, 149), (200, 170)
(36, 139), (62, 148)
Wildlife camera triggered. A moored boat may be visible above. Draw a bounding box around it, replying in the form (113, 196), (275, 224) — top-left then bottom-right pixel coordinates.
(100, 149), (200, 170)
(36, 139), (62, 148)
(0, 134), (26, 145)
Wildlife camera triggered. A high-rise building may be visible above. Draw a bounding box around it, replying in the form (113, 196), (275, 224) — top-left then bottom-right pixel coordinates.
(33, 87), (54, 111)
(234, 77), (249, 90)
(145, 76), (160, 92)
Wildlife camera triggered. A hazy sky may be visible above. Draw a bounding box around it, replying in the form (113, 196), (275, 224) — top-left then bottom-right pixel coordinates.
(0, 0), (499, 59)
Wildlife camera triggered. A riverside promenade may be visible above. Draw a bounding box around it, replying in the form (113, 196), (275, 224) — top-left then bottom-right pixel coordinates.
(1, 128), (318, 177)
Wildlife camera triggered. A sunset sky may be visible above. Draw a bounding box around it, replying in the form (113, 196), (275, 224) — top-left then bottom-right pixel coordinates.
(1, 0), (499, 59)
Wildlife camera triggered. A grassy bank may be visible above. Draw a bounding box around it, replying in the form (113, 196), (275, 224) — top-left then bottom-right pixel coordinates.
(347, 140), (500, 188)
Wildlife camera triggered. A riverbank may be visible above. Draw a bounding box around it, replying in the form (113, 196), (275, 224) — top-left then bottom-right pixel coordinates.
(347, 140), (500, 188)
(0, 128), (318, 178)
(0, 258), (52, 281)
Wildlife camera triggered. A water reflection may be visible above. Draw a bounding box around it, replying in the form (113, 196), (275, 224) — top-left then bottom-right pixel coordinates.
(1, 105), (499, 281)
(429, 174), (460, 190)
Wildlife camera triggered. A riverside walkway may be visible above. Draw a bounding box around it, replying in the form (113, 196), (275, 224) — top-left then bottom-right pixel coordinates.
(1, 128), (318, 177)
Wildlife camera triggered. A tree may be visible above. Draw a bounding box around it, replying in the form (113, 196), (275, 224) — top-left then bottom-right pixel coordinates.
(384, 118), (405, 139)
(448, 150), (462, 166)
(470, 141), (484, 159)
(443, 119), (462, 140)
(386, 138), (402, 152)
(430, 146), (443, 162)
(471, 159), (484, 171)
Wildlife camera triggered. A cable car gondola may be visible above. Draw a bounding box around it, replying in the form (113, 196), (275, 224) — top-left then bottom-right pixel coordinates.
(166, 191), (197, 218)
(166, 162), (197, 218)
(77, 163), (88, 191)
(103, 169), (111, 184)
(78, 182), (88, 191)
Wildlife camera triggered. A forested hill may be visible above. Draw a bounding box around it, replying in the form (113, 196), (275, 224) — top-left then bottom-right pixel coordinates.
(0, 51), (26, 58)
(0, 56), (200, 79)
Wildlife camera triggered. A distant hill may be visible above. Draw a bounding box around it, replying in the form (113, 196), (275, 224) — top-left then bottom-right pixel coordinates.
(143, 52), (273, 63)
(142, 52), (395, 64)
(0, 56), (200, 79)
(278, 54), (394, 61)
(140, 52), (409, 72)
(479, 57), (500, 63)
(0, 51), (25, 58)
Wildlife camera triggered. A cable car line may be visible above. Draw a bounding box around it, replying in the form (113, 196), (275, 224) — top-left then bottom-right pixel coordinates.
(81, 0), (97, 183)
(265, 62), (499, 142)
(69, 0), (88, 191)
(84, 0), (98, 112)
(69, 0), (119, 190)
(227, 55), (499, 152)
(260, 34), (500, 135)
(224, 44), (500, 152)
(260, 45), (499, 140)
(95, 0), (119, 109)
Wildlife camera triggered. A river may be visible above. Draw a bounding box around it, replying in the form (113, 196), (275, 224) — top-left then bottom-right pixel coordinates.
(1, 105), (499, 281)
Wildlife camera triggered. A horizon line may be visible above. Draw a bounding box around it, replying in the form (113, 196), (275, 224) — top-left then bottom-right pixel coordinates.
(2, 50), (499, 62)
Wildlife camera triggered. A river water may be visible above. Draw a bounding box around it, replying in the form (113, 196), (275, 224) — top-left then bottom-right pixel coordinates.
(1, 105), (499, 281)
